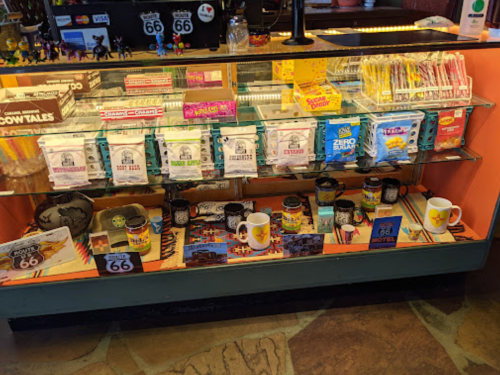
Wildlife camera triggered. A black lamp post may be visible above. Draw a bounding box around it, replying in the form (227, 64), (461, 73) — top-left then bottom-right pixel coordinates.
(283, 0), (314, 45)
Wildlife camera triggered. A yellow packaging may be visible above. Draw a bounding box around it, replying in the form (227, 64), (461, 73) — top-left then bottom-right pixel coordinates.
(294, 58), (342, 112)
(272, 60), (294, 83)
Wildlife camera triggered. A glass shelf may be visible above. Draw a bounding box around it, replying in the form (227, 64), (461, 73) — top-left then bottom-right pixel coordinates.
(0, 147), (480, 196)
(1, 28), (499, 73)
(0, 93), (494, 139)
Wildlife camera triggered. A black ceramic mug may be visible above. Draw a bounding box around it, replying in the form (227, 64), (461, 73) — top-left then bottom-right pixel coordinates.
(224, 203), (245, 233)
(334, 199), (364, 228)
(170, 199), (198, 228)
(381, 178), (409, 204)
(315, 177), (346, 206)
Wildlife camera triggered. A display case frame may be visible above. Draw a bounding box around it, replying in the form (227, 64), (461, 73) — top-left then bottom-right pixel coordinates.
(1, 31), (500, 320)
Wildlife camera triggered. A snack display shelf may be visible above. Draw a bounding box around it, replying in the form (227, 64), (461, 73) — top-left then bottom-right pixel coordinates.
(0, 147), (480, 196)
(0, 95), (493, 139)
(0, 186), (490, 319)
(1, 29), (500, 74)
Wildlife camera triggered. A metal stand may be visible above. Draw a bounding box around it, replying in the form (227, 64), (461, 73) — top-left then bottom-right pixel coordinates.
(283, 0), (314, 46)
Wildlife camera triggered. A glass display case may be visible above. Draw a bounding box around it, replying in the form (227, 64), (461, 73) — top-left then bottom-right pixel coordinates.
(1, 28), (500, 320)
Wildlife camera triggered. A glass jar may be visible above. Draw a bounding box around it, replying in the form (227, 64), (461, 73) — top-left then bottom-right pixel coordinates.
(226, 15), (249, 53)
(282, 196), (303, 234)
(361, 177), (383, 212)
(125, 215), (151, 256)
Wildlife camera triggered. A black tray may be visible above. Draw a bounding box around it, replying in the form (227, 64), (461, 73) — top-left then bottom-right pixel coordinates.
(317, 30), (478, 47)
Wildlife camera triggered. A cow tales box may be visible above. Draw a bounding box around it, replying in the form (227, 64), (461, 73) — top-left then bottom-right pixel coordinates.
(0, 85), (75, 126)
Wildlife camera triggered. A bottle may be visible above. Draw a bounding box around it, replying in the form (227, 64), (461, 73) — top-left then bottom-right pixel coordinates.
(226, 15), (249, 53)
(459, 0), (491, 36)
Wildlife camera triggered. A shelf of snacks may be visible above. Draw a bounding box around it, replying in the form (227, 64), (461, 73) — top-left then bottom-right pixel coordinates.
(0, 147), (481, 196)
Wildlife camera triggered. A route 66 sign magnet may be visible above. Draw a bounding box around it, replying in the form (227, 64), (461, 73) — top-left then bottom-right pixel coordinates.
(172, 10), (194, 35)
(140, 12), (165, 36)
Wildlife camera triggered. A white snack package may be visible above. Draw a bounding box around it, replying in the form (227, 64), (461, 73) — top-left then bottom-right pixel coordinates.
(165, 129), (203, 180)
(415, 16), (454, 28)
(277, 122), (311, 166)
(221, 125), (258, 178)
(108, 134), (148, 186)
(46, 137), (90, 188)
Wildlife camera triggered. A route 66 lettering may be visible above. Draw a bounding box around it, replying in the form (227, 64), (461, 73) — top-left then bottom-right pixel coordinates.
(172, 11), (193, 34)
(8, 244), (44, 270)
(140, 12), (164, 36)
(103, 253), (134, 274)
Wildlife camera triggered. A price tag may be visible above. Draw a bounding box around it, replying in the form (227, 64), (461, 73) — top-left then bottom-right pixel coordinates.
(172, 11), (193, 35)
(140, 12), (164, 36)
(445, 155), (461, 160)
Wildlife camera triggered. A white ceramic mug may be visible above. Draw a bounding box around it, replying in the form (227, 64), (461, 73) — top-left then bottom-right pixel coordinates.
(236, 213), (271, 250)
(423, 197), (462, 234)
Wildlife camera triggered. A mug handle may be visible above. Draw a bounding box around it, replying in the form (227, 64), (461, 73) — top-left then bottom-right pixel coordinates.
(353, 206), (364, 225)
(336, 183), (346, 199)
(190, 205), (199, 219)
(400, 184), (409, 198)
(448, 205), (462, 226)
(236, 221), (249, 243)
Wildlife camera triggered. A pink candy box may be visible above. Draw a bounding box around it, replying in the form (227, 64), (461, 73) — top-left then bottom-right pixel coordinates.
(183, 89), (236, 119)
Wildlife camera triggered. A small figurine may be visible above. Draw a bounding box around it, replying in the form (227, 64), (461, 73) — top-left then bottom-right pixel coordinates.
(59, 39), (70, 58)
(0, 50), (19, 66)
(6, 38), (18, 56)
(18, 41), (31, 63)
(74, 49), (89, 62)
(41, 38), (60, 62)
(150, 32), (168, 58)
(113, 36), (132, 59)
(167, 33), (191, 56)
(29, 49), (46, 64)
(92, 35), (113, 61)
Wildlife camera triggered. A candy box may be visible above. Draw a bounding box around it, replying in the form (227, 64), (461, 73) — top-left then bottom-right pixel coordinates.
(318, 206), (334, 233)
(294, 59), (342, 112)
(0, 85), (75, 126)
(294, 81), (342, 112)
(124, 73), (173, 88)
(272, 60), (295, 83)
(183, 89), (236, 119)
(186, 64), (224, 88)
(15, 71), (102, 97)
(100, 98), (163, 121)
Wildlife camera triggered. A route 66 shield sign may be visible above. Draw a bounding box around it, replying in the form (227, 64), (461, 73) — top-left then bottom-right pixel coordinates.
(172, 11), (194, 35)
(140, 12), (164, 36)
(8, 244), (44, 270)
(103, 253), (135, 274)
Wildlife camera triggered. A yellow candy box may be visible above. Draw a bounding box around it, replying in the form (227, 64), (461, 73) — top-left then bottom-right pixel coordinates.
(293, 59), (342, 112)
(272, 60), (295, 84)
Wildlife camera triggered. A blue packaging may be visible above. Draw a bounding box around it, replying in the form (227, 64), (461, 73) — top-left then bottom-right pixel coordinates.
(375, 119), (412, 163)
(325, 117), (361, 163)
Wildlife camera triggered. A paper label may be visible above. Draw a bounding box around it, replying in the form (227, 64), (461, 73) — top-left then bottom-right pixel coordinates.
(46, 138), (90, 188)
(108, 135), (148, 185)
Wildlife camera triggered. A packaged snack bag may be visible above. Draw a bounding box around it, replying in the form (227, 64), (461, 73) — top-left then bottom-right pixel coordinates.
(434, 109), (466, 152)
(325, 117), (361, 163)
(277, 122), (311, 166)
(375, 120), (412, 163)
(46, 137), (90, 188)
(165, 129), (202, 180)
(221, 125), (258, 178)
(108, 134), (148, 186)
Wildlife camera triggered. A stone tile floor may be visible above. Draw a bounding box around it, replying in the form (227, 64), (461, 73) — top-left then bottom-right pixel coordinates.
(0, 244), (499, 375)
